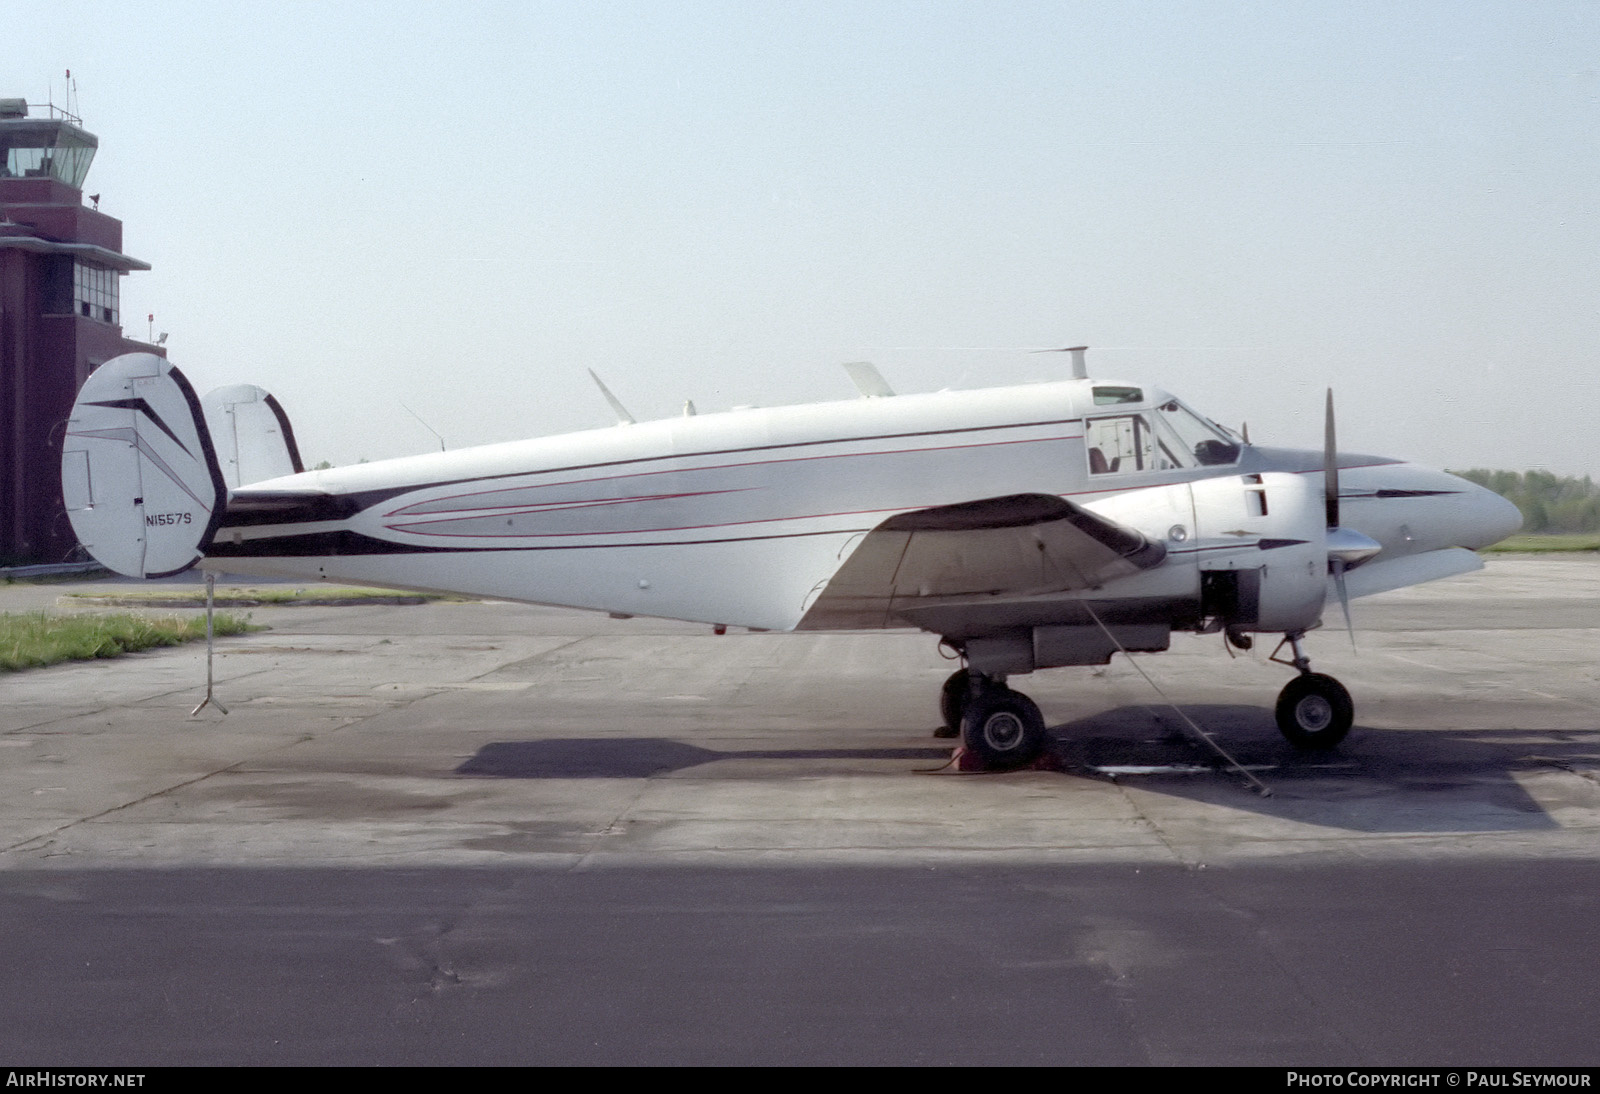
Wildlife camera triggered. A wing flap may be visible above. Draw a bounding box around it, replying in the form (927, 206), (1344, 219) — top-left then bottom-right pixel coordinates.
(797, 493), (1166, 630)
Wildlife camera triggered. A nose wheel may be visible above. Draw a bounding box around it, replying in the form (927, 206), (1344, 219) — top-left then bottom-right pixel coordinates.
(1275, 673), (1353, 749)
(1270, 635), (1354, 750)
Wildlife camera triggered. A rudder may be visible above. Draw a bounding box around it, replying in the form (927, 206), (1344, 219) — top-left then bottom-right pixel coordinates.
(61, 353), (227, 577)
(202, 383), (304, 489)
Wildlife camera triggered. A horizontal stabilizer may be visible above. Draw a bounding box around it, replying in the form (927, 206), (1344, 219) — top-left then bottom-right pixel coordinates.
(202, 384), (304, 489)
(62, 353), (227, 578)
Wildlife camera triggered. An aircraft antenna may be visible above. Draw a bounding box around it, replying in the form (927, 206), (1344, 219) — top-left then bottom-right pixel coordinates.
(588, 369), (636, 425)
(842, 361), (895, 398)
(400, 401), (446, 452)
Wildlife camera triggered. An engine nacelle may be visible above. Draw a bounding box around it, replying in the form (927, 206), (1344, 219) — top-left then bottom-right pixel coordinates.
(1191, 473), (1328, 634)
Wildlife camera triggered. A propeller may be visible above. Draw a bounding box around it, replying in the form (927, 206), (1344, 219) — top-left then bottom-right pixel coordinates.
(1324, 389), (1339, 530)
(1323, 389), (1381, 647)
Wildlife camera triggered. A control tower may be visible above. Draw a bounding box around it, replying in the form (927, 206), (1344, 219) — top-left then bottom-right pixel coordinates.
(0, 97), (160, 564)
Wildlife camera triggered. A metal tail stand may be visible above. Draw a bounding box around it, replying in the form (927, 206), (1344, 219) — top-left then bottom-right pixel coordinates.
(189, 572), (229, 717)
(1081, 601), (1271, 798)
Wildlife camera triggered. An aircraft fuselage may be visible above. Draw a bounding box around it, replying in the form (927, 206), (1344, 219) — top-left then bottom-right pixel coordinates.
(203, 378), (1519, 637)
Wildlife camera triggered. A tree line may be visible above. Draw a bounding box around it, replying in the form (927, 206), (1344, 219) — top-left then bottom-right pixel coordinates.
(1452, 470), (1600, 534)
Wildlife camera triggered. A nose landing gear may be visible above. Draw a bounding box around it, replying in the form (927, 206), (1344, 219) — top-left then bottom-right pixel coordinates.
(1270, 633), (1353, 750)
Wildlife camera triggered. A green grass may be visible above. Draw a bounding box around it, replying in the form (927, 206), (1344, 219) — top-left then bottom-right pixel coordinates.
(1484, 534), (1600, 553)
(0, 611), (260, 672)
(62, 586), (468, 607)
(2, 568), (111, 585)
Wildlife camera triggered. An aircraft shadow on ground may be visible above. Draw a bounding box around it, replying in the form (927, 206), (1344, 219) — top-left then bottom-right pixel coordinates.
(456, 739), (953, 780)
(1048, 703), (1592, 833)
(455, 706), (1598, 834)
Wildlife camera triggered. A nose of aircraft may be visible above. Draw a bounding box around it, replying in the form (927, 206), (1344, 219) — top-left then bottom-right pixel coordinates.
(1447, 472), (1524, 549)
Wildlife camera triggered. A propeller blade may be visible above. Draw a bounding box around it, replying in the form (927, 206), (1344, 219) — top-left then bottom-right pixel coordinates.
(1332, 558), (1357, 651)
(1325, 390), (1357, 650)
(1324, 388), (1339, 530)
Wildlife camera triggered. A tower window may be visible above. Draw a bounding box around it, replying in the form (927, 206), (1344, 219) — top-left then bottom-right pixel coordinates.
(72, 261), (119, 326)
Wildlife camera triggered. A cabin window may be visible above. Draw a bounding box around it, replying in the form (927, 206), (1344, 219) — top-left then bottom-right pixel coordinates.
(1092, 386), (1142, 405)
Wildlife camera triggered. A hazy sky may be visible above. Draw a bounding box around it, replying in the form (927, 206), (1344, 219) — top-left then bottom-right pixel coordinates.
(7, 1), (1597, 474)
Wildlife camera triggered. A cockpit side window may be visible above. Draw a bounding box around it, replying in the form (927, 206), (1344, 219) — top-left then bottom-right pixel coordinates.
(1085, 414), (1154, 475)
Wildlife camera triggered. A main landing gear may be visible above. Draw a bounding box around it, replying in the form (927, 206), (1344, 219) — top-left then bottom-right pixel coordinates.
(937, 667), (1048, 769)
(935, 632), (1352, 768)
(1270, 633), (1353, 750)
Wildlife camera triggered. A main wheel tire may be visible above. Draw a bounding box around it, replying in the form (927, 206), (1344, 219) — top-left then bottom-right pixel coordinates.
(960, 686), (1047, 769)
(937, 668), (970, 738)
(1275, 673), (1354, 750)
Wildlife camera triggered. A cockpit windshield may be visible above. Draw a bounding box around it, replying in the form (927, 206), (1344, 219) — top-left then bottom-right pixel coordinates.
(1086, 397), (1241, 476)
(1153, 399), (1240, 467)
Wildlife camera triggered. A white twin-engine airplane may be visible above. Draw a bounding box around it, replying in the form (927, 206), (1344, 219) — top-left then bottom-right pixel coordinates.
(62, 349), (1520, 768)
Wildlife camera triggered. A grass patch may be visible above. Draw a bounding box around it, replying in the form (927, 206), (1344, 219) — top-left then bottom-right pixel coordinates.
(1484, 534), (1600, 553)
(2, 568), (110, 585)
(0, 611), (260, 672)
(62, 586), (469, 607)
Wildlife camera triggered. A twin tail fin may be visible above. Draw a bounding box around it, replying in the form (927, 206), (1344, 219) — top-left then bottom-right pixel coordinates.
(61, 352), (302, 578)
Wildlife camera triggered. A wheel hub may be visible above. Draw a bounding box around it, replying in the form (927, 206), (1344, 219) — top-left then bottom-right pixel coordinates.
(1295, 694), (1333, 732)
(983, 711), (1025, 751)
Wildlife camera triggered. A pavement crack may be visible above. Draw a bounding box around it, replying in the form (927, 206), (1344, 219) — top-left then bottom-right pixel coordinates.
(0, 757), (253, 857)
(572, 777), (654, 870)
(3, 662), (282, 734)
(1184, 873), (1369, 1064)
(1105, 779), (1195, 868)
(464, 636), (592, 683)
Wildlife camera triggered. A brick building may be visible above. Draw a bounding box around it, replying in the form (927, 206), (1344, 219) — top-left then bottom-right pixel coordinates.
(0, 97), (160, 563)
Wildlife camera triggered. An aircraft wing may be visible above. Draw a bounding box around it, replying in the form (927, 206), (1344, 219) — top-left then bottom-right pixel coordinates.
(796, 493), (1167, 630)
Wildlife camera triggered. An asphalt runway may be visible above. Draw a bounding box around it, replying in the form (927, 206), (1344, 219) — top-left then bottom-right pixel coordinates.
(1, 557), (1597, 1065)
